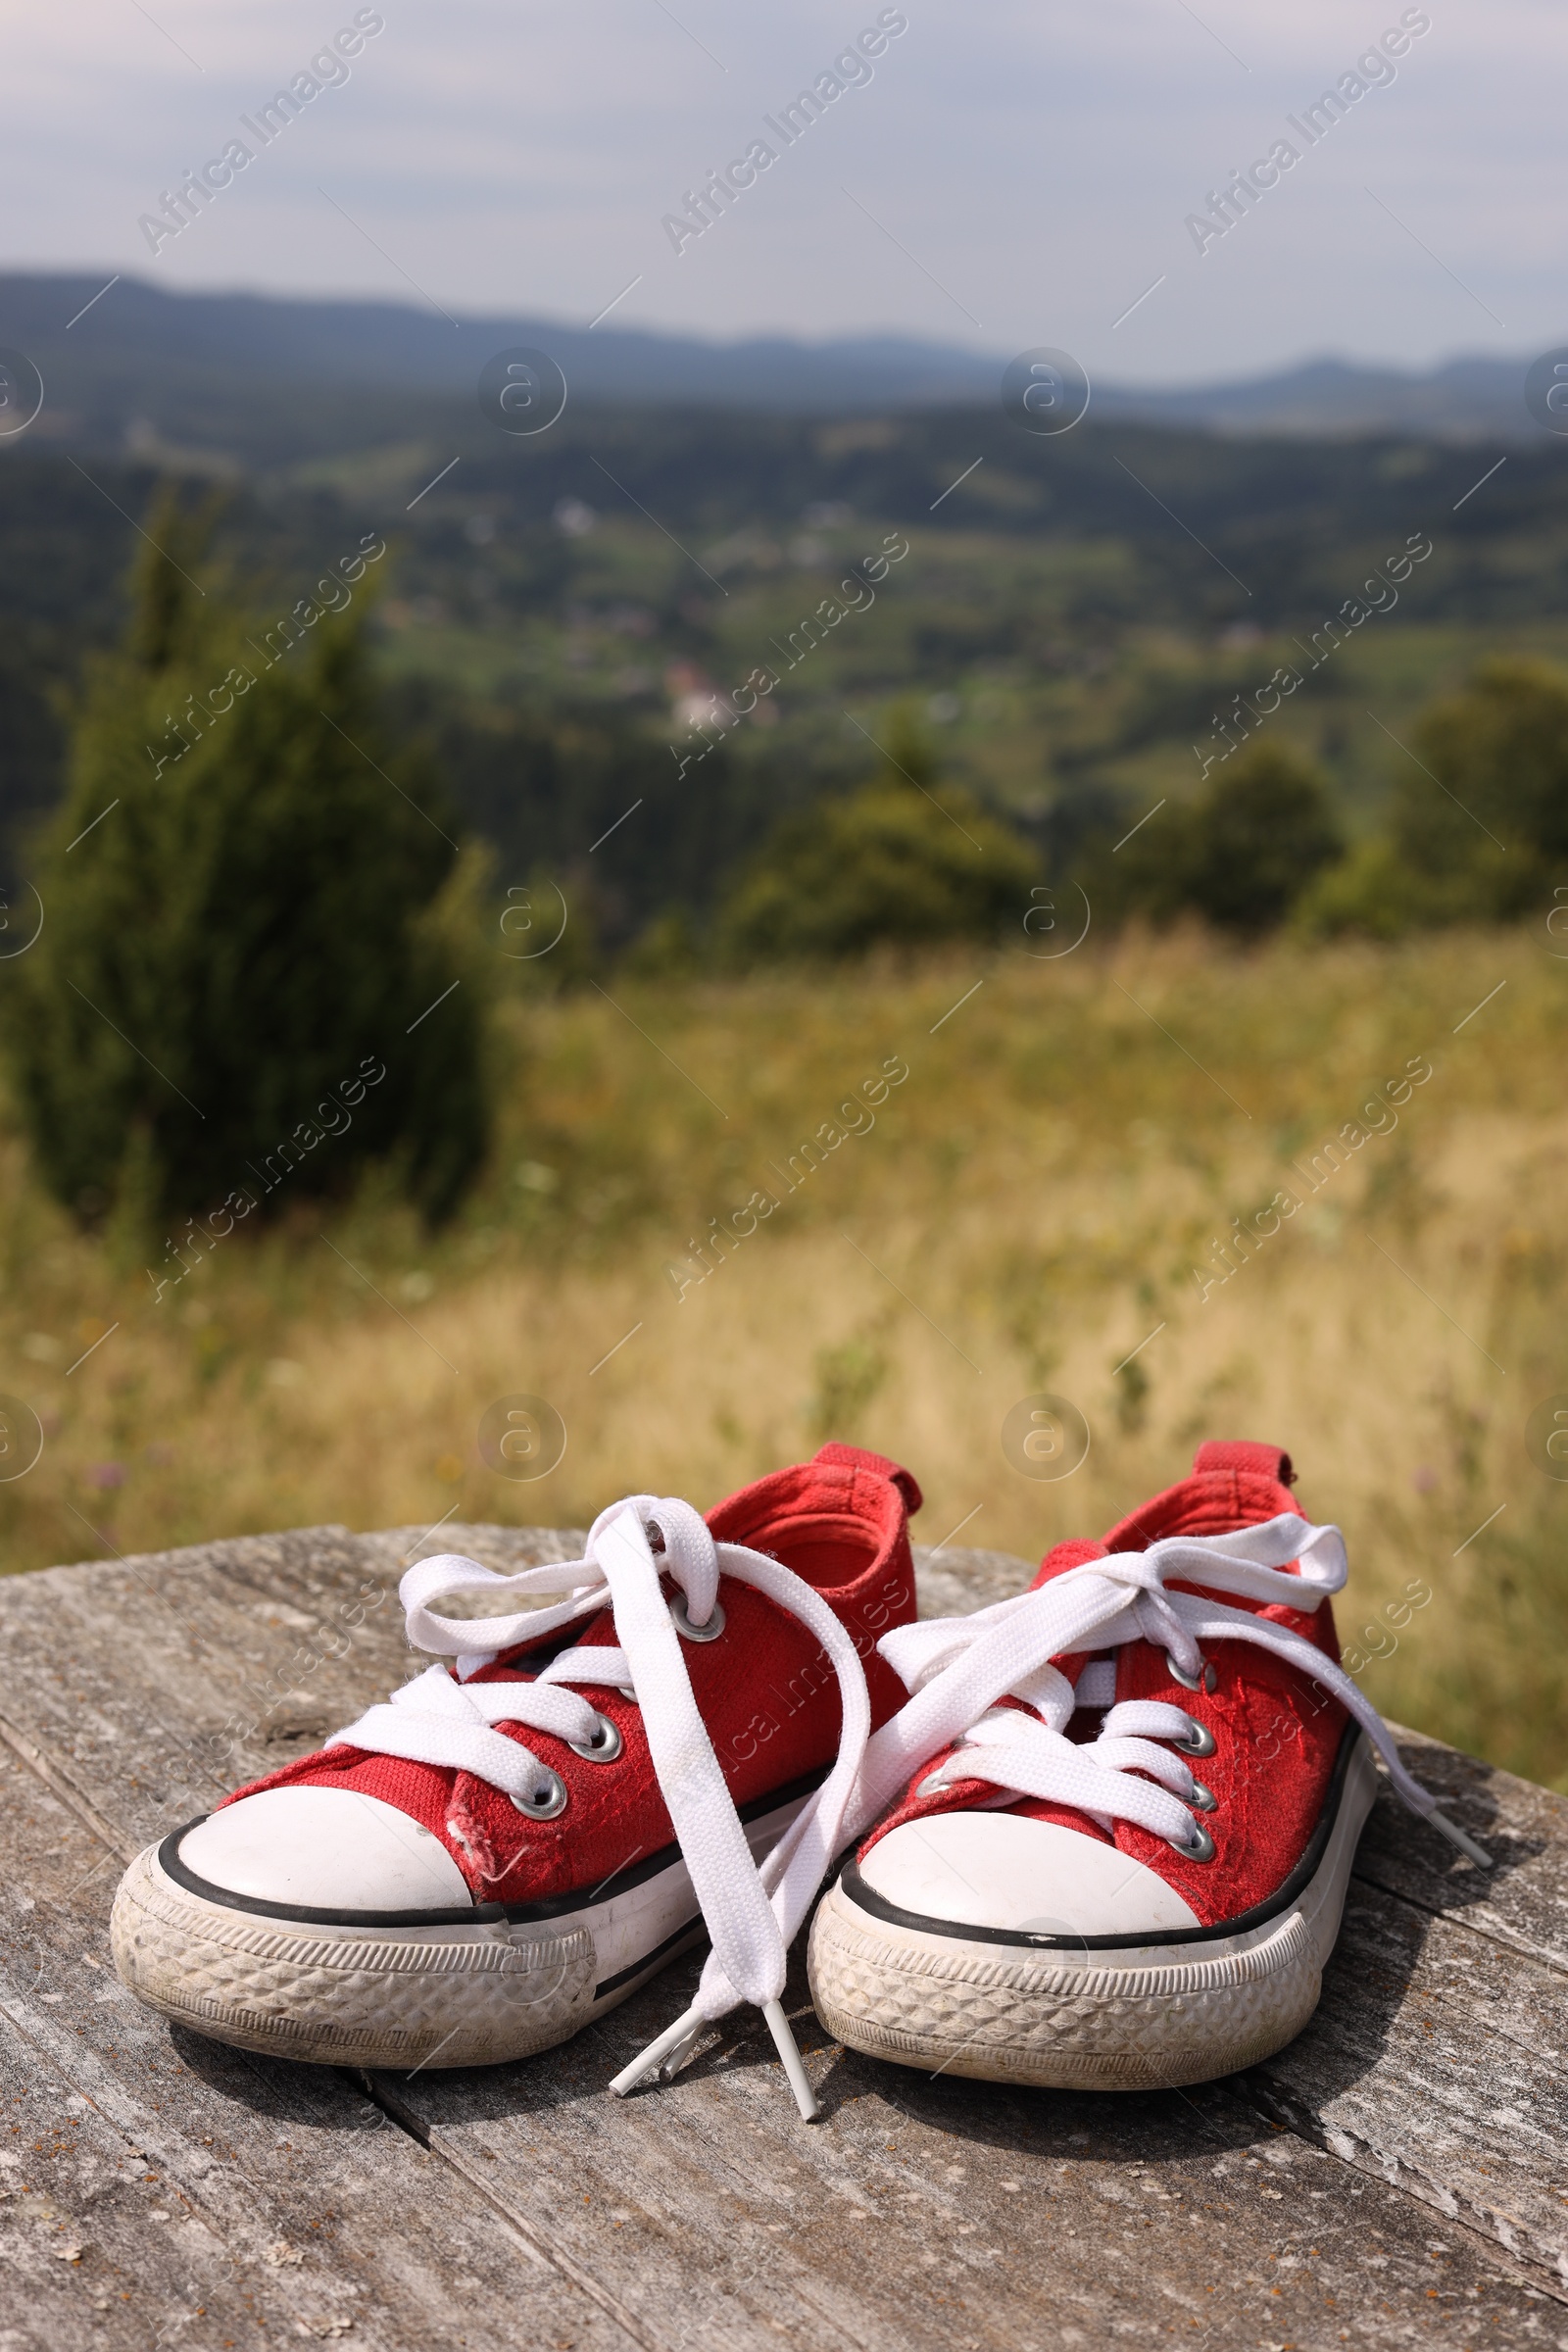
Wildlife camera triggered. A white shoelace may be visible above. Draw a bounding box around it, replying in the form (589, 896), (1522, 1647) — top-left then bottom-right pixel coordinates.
(328, 1494), (872, 2120)
(831, 1512), (1491, 1869)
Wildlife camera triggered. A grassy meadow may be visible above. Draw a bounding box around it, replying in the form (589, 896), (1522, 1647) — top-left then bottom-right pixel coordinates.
(4, 924), (1566, 1788)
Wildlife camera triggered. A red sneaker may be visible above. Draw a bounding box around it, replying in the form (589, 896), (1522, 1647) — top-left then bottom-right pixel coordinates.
(809, 1441), (1490, 2090)
(112, 1444), (918, 2105)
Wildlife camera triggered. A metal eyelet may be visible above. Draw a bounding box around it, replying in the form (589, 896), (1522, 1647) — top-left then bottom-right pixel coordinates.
(510, 1769), (567, 1820)
(670, 1594), (726, 1644)
(1171, 1715), (1216, 1758)
(1188, 1779), (1218, 1813)
(565, 1711), (622, 1764)
(1166, 1817), (1215, 1861)
(1164, 1651), (1217, 1694)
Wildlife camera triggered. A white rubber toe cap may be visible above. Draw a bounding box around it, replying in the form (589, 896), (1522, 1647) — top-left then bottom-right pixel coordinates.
(177, 1788), (472, 1913)
(858, 1810), (1201, 1938)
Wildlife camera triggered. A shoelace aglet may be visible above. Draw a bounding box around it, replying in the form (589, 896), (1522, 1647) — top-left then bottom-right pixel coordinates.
(762, 1998), (819, 2122)
(658, 2023), (702, 2082)
(609, 2003), (704, 2098)
(611, 2000), (818, 2120)
(1426, 1804), (1494, 1870)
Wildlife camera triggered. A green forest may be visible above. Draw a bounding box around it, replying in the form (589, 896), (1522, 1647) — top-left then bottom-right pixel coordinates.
(4, 398), (1565, 965)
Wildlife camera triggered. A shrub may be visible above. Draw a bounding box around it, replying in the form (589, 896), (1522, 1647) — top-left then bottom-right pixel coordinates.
(1090, 743), (1343, 935)
(1392, 656), (1568, 918)
(1295, 838), (1441, 939)
(716, 782), (1039, 961)
(7, 494), (490, 1227)
(716, 708), (1038, 961)
(1301, 656), (1568, 936)
(1181, 743), (1345, 932)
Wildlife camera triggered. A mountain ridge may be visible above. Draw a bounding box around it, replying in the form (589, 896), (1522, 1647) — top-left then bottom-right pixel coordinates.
(0, 271), (1550, 443)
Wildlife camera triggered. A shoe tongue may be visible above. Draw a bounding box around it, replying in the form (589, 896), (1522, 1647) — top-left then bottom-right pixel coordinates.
(1030, 1538), (1106, 1591)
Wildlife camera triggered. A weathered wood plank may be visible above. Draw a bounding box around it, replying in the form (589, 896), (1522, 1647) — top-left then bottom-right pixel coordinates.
(915, 1553), (1568, 2287)
(0, 1540), (639, 2352)
(376, 1943), (1564, 2352)
(0, 1529), (401, 1858)
(2, 1524), (1565, 2349)
(910, 1544), (1031, 1618)
(1251, 1874), (1568, 2287)
(1235, 1730), (1568, 2291)
(0, 1727), (637, 2352)
(362, 1522), (591, 1573)
(1354, 1724), (1568, 1974)
(0, 1523), (593, 1861)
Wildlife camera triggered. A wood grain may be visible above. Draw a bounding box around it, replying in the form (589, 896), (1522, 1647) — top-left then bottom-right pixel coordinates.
(0, 1722), (633, 2352)
(0, 1523), (1562, 2347)
(1252, 1735), (1568, 2288)
(377, 1938), (1566, 2352)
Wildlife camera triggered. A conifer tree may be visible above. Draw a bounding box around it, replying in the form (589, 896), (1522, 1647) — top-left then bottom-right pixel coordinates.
(8, 492), (489, 1228)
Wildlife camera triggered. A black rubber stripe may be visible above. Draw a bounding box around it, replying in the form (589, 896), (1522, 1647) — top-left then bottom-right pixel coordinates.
(156, 1826), (492, 1929)
(837, 1719), (1364, 1954)
(156, 1764), (828, 1931)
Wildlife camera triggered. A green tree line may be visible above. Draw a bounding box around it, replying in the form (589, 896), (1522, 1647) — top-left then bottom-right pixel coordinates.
(8, 486), (1563, 1235)
(715, 656), (1568, 957)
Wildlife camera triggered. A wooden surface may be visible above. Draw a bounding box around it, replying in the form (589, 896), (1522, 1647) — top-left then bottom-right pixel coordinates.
(0, 1519), (1564, 2350)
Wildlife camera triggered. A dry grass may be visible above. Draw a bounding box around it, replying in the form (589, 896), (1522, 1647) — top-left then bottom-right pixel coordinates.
(4, 926), (1566, 1786)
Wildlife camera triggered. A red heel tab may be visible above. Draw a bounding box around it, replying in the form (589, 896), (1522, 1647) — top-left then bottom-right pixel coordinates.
(1032, 1538), (1106, 1590)
(811, 1443), (922, 1516)
(1194, 1441), (1296, 1487)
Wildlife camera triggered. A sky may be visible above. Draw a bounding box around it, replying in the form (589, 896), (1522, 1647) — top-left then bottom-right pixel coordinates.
(2, 0), (1562, 385)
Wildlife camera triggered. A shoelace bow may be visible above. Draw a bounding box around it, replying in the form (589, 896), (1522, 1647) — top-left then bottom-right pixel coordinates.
(839, 1512), (1492, 1870)
(329, 1494), (872, 2120)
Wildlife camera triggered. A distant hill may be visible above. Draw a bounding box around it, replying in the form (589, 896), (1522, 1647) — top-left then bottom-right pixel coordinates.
(1105, 354), (1550, 444)
(0, 272), (1552, 458)
(2, 272), (1001, 443)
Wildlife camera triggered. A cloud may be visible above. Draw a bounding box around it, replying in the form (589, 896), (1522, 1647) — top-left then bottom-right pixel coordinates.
(3, 0), (1557, 381)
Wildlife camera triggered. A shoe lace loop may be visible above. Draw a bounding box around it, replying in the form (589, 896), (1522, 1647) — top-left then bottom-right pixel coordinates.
(851, 1514), (1492, 1868)
(329, 1494), (873, 2120)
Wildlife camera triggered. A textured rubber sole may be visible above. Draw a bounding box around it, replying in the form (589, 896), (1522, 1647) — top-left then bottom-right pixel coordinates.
(808, 1732), (1379, 2090)
(112, 1788), (808, 2071)
(111, 1841), (605, 2069)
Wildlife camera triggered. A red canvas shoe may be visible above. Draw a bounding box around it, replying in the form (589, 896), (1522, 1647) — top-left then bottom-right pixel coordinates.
(112, 1445), (918, 2106)
(809, 1441), (1490, 2090)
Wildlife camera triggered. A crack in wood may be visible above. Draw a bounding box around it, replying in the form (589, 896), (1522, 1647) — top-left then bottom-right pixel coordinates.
(364, 2072), (664, 2350)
